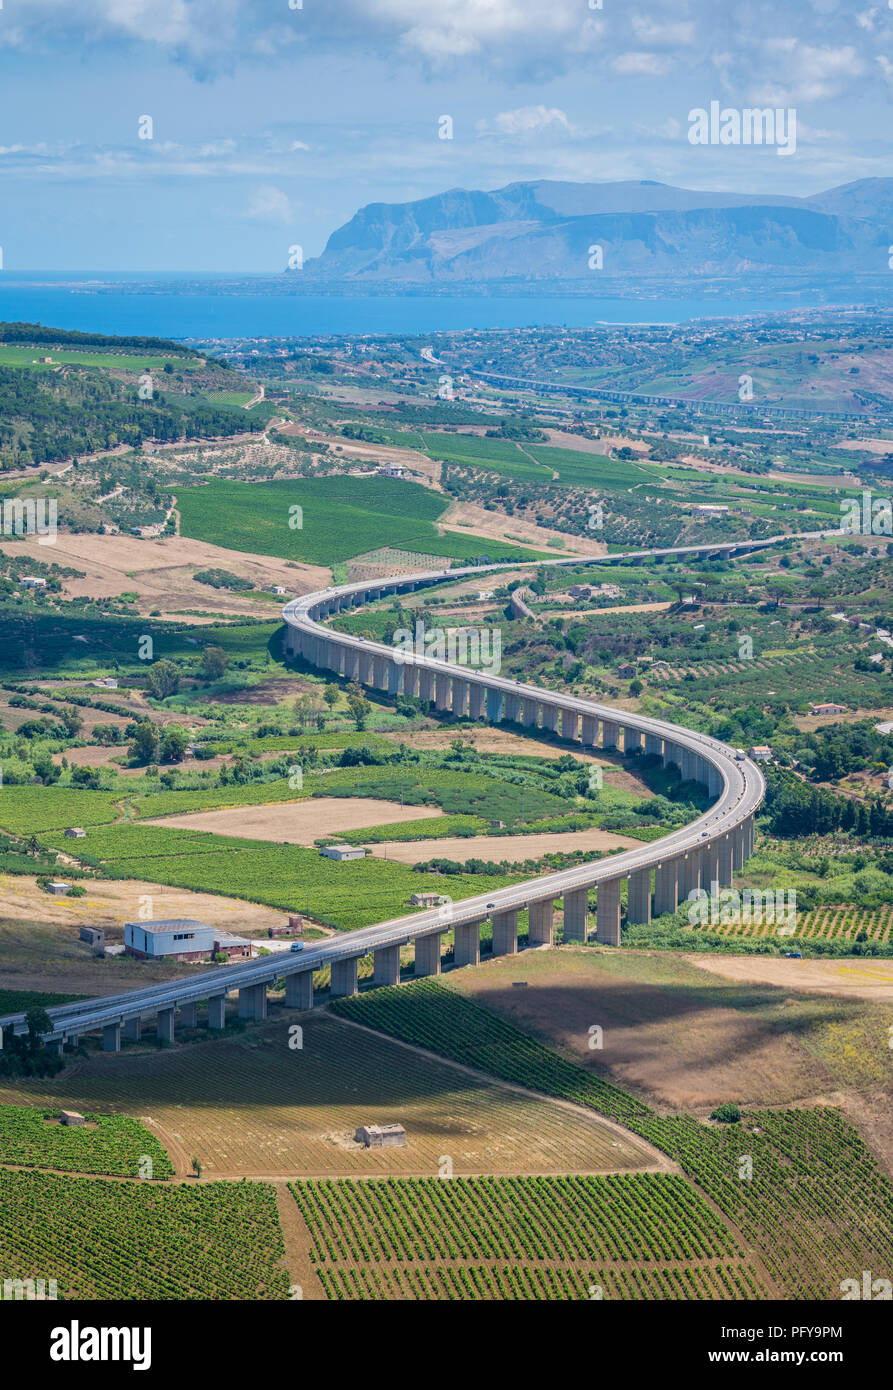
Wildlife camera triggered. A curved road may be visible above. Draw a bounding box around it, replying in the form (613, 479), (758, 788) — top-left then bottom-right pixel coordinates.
(0, 527), (839, 1048)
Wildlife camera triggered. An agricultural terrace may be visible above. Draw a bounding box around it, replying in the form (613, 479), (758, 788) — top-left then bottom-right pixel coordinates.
(333, 981), (893, 1299)
(292, 1174), (767, 1302)
(0, 1170), (288, 1299)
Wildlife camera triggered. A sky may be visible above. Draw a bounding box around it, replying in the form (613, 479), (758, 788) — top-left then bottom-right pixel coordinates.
(0, 0), (891, 270)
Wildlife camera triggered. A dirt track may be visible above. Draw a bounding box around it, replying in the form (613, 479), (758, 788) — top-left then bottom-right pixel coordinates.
(369, 826), (644, 864)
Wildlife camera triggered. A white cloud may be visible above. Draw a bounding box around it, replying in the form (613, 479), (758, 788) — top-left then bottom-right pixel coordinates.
(631, 17), (696, 47)
(483, 106), (572, 137)
(245, 184), (294, 223)
(612, 51), (674, 76)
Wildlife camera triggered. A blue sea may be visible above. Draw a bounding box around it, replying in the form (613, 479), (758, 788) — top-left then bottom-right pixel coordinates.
(0, 272), (837, 341)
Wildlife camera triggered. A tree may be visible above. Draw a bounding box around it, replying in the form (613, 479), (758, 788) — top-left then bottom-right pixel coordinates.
(346, 692), (371, 731)
(159, 724), (188, 763)
(145, 659), (180, 699)
(25, 1007), (52, 1052)
(130, 719), (160, 764)
(200, 645), (228, 681)
(322, 684), (339, 709)
(32, 753), (61, 784)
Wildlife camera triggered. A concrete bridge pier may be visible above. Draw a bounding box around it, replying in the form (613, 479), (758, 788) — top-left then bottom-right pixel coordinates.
(663, 742), (681, 772)
(563, 888), (590, 942)
(179, 1002), (197, 1029)
(624, 728), (643, 754)
(678, 851), (701, 904)
(521, 697), (539, 728)
(468, 683), (486, 720)
(285, 971), (314, 1009)
(419, 668), (435, 702)
(156, 1007), (176, 1042)
(388, 662), (402, 697)
(645, 733), (662, 757)
(491, 910), (518, 956)
(237, 985), (266, 1023)
(626, 868), (652, 925)
(486, 687), (503, 722)
(373, 943), (401, 987)
(580, 715), (598, 747)
(359, 652), (375, 685)
(402, 663), (420, 698)
(528, 899), (554, 946)
(207, 995), (227, 1030)
(124, 1017), (142, 1042)
(540, 704), (560, 734)
(451, 678), (469, 717)
(373, 657), (390, 691)
(560, 709), (579, 742)
(415, 932), (444, 977)
(700, 840), (720, 895)
(716, 834), (735, 888)
(601, 721), (619, 750)
(733, 825), (746, 872)
(454, 919), (482, 967)
(435, 673), (452, 710)
(504, 694), (522, 723)
(330, 958), (360, 998)
(103, 1022), (121, 1053)
(654, 860), (679, 917)
(595, 878), (621, 946)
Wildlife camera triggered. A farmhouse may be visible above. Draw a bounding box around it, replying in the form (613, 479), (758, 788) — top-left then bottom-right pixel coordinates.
(355, 1123), (407, 1148)
(18, 576), (47, 589)
(409, 892), (451, 908)
(64, 827), (86, 839)
(47, 881), (71, 896)
(377, 463), (406, 479)
(617, 663), (638, 679)
(319, 844), (367, 861)
(124, 919), (254, 963)
(749, 745), (773, 762)
(810, 702), (847, 716)
(79, 927), (104, 952)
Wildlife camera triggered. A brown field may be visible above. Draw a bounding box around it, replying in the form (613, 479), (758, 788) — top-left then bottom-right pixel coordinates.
(145, 797), (444, 844)
(0, 1012), (664, 1181)
(687, 953), (893, 1003)
(437, 499), (604, 557)
(0, 532), (329, 620)
(445, 947), (881, 1113)
(368, 826), (643, 865)
(793, 706), (893, 732)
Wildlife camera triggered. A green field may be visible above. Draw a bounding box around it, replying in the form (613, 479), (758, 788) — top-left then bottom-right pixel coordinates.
(0, 345), (201, 372)
(0, 1105), (173, 1178)
(0, 1169), (288, 1299)
(293, 1173), (765, 1301)
(177, 476), (542, 566)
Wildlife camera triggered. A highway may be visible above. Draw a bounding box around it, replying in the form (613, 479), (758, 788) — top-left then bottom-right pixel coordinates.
(0, 527), (837, 1047)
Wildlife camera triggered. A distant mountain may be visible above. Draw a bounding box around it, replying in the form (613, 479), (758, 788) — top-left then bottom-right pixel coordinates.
(301, 178), (892, 287)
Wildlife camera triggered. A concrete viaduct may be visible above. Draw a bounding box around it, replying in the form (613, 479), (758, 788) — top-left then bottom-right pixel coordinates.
(0, 530), (838, 1055)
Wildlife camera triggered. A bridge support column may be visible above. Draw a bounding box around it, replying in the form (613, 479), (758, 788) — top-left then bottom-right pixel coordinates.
(521, 697), (539, 727)
(388, 661), (402, 697)
(414, 932), (444, 977)
(596, 878), (621, 946)
(451, 678), (469, 717)
(491, 910), (518, 957)
(581, 715), (598, 747)
(330, 958), (360, 998)
(733, 825), (746, 872)
(707, 763), (723, 798)
(208, 995), (227, 1030)
(124, 1016), (142, 1042)
(528, 899), (554, 947)
(624, 728), (643, 754)
(435, 673), (452, 710)
(418, 668), (435, 702)
(372, 656), (389, 691)
(700, 840), (720, 896)
(401, 663), (419, 698)
(645, 733), (662, 757)
(627, 868), (652, 925)
(540, 704), (560, 734)
(486, 687), (503, 722)
(560, 708), (579, 742)
(103, 1022), (121, 1053)
(663, 742), (681, 772)
(343, 648), (360, 681)
(179, 1002), (197, 1029)
(359, 652), (375, 685)
(157, 1007), (176, 1042)
(45, 1038), (64, 1056)
(563, 888), (589, 942)
(237, 984), (266, 1022)
(504, 694), (521, 723)
(746, 816), (755, 859)
(285, 971), (314, 1009)
(654, 861), (679, 917)
(678, 851), (701, 905)
(468, 684), (486, 720)
(454, 920), (481, 968)
(681, 749), (698, 782)
(373, 944), (401, 987)
(717, 834), (734, 888)
(601, 720), (619, 750)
